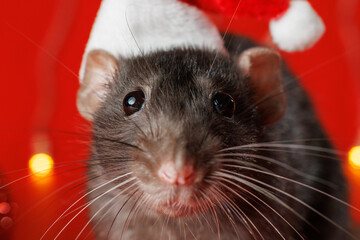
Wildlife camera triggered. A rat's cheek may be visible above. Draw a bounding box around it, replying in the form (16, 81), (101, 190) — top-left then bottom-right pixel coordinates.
(128, 149), (161, 188)
(130, 161), (156, 184)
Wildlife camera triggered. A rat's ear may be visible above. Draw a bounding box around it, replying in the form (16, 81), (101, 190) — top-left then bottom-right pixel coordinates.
(237, 47), (286, 125)
(77, 50), (118, 121)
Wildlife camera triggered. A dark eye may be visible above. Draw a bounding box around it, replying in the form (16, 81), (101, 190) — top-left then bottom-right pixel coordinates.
(213, 92), (236, 118)
(123, 90), (145, 116)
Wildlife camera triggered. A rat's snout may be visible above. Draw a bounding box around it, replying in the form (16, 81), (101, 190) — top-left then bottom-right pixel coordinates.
(158, 162), (195, 185)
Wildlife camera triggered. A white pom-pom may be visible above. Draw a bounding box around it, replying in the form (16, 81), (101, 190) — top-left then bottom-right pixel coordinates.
(269, 1), (325, 52)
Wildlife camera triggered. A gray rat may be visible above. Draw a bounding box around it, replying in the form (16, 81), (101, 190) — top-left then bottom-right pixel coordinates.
(76, 35), (351, 240)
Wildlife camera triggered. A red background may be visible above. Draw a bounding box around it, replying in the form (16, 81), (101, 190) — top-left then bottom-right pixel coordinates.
(0, 0), (359, 239)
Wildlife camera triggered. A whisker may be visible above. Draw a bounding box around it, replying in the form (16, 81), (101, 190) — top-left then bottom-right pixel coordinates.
(131, 121), (147, 139)
(193, 194), (215, 234)
(219, 176), (304, 239)
(207, 0), (243, 75)
(218, 169), (318, 231)
(0, 161), (88, 196)
(199, 190), (221, 240)
(131, 193), (151, 225)
(94, 136), (145, 152)
(5, 163), (130, 225)
(5, 22), (79, 80)
(216, 157), (271, 172)
(223, 165), (360, 212)
(185, 221), (198, 240)
(159, 212), (168, 240)
(124, 4), (155, 73)
(0, 157), (130, 200)
(86, 190), (140, 240)
(220, 143), (341, 155)
(75, 182), (139, 240)
(207, 188), (241, 239)
(119, 192), (144, 240)
(217, 168), (358, 239)
(183, 218), (187, 240)
(57, 168), (132, 219)
(208, 182), (263, 240)
(18, 175), (89, 221)
(53, 176), (136, 239)
(144, 110), (155, 138)
(214, 180), (286, 240)
(1, 153), (134, 187)
(217, 153), (335, 187)
(214, 172), (305, 239)
(40, 172), (134, 239)
(165, 212), (171, 239)
(230, 147), (340, 162)
(106, 188), (140, 239)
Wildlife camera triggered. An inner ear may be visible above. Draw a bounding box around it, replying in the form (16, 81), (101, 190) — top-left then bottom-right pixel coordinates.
(237, 47), (286, 125)
(77, 50), (119, 121)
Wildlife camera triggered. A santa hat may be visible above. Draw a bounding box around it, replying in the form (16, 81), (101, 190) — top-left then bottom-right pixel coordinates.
(181, 0), (325, 52)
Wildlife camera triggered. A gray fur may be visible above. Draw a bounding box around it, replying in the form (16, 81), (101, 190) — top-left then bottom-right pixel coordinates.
(87, 36), (349, 240)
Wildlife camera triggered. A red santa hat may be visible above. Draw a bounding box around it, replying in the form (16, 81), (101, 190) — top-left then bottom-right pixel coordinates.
(181, 0), (325, 52)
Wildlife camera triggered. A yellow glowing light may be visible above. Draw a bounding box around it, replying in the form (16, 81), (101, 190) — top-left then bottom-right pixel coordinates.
(349, 146), (360, 170)
(29, 153), (54, 177)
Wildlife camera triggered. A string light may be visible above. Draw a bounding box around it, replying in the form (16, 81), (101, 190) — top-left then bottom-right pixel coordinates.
(29, 153), (54, 177)
(349, 146), (360, 170)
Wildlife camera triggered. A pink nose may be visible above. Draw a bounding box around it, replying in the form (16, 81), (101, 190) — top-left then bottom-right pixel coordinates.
(158, 162), (194, 185)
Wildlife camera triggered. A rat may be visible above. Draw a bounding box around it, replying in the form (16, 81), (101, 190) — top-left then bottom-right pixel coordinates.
(75, 1), (351, 239)
(76, 38), (351, 240)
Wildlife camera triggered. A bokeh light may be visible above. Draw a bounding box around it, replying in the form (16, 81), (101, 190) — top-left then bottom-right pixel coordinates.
(349, 146), (360, 170)
(29, 153), (54, 177)
(0, 202), (11, 215)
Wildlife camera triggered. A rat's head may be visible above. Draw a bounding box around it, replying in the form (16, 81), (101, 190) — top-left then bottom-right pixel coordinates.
(77, 47), (285, 218)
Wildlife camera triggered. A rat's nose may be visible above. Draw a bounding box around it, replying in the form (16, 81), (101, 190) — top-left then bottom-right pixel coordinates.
(158, 162), (194, 185)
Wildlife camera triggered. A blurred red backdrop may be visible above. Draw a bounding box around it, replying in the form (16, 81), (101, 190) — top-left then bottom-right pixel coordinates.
(0, 0), (359, 239)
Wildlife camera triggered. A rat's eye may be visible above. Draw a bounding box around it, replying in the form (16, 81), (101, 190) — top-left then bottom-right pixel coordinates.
(213, 92), (236, 118)
(123, 90), (145, 116)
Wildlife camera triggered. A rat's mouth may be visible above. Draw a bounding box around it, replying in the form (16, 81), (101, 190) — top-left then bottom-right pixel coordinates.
(155, 199), (200, 218)
(140, 182), (206, 218)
